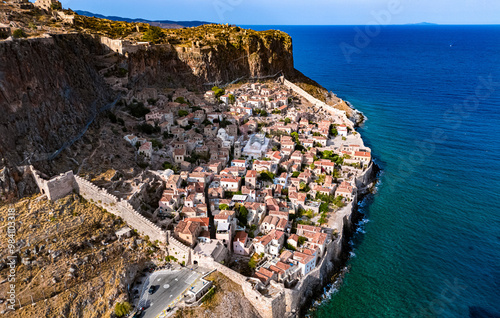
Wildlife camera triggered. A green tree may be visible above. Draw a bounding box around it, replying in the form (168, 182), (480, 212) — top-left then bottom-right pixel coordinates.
(292, 171), (300, 178)
(319, 202), (329, 213)
(114, 302), (131, 317)
(151, 139), (162, 149)
(136, 123), (158, 135)
(318, 214), (328, 225)
(284, 117), (291, 124)
(178, 109), (189, 117)
(143, 26), (165, 44)
(212, 86), (225, 99)
(304, 209), (314, 219)
(175, 97), (188, 104)
(248, 257), (257, 269)
(126, 101), (150, 118)
(285, 243), (297, 251)
(258, 171), (274, 183)
(298, 236), (307, 246)
(330, 125), (338, 136)
(219, 204), (229, 210)
(229, 94), (236, 104)
(238, 205), (249, 226)
(162, 161), (179, 173)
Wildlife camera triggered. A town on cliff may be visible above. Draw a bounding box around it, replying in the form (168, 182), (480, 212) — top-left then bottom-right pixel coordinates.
(0, 1), (376, 318)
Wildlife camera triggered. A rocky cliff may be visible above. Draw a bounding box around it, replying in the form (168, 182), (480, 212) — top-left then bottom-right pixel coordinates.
(0, 34), (116, 199)
(128, 28), (295, 89)
(0, 34), (113, 164)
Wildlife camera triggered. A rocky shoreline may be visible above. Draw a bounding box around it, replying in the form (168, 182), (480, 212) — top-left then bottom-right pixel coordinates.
(302, 163), (380, 317)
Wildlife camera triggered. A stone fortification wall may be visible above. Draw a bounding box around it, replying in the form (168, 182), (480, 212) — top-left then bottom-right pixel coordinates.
(355, 162), (374, 189)
(29, 166), (167, 243)
(30, 166), (74, 201)
(73, 175), (167, 243)
(166, 234), (192, 264)
(282, 78), (354, 128)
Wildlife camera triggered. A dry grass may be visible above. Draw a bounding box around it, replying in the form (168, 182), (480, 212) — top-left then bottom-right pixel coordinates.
(0, 195), (151, 317)
(173, 272), (261, 318)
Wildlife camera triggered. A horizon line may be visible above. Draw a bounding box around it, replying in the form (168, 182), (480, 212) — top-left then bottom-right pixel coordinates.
(69, 10), (500, 26)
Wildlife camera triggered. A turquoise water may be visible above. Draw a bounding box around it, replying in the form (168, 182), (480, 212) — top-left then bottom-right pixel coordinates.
(247, 25), (500, 317)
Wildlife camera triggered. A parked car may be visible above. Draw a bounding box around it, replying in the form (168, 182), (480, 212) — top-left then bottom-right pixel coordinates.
(148, 285), (159, 295)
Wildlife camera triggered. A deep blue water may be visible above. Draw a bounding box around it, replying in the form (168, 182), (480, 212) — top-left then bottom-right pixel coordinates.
(246, 25), (500, 317)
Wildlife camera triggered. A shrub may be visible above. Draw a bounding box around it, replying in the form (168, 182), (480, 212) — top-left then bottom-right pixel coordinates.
(143, 26), (165, 43)
(114, 302), (131, 317)
(178, 109), (189, 117)
(201, 286), (216, 303)
(318, 215), (328, 225)
(298, 236), (307, 246)
(137, 123), (159, 135)
(13, 29), (27, 38)
(212, 86), (225, 99)
(126, 101), (150, 118)
(151, 139), (162, 149)
(175, 97), (188, 105)
(51, 2), (62, 10)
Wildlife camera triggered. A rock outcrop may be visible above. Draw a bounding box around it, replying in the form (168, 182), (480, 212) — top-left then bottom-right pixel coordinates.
(0, 34), (114, 168)
(128, 31), (294, 89)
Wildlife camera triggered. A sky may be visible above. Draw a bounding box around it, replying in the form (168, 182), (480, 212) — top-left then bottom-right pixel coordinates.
(60, 0), (500, 25)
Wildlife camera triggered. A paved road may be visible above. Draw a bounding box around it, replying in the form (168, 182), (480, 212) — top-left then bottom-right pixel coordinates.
(138, 267), (203, 318)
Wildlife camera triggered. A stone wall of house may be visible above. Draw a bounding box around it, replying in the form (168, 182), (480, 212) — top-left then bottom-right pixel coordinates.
(100, 37), (145, 56)
(355, 161), (374, 190)
(100, 37), (124, 54)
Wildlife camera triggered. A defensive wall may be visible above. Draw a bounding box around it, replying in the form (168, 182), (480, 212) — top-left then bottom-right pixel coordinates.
(29, 166), (167, 243)
(281, 77), (355, 128)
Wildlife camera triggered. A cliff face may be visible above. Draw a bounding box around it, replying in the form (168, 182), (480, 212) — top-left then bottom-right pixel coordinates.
(0, 34), (113, 164)
(128, 32), (294, 89)
(0, 34), (115, 198)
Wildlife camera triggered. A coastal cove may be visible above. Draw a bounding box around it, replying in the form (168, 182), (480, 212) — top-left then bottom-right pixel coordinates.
(246, 25), (500, 317)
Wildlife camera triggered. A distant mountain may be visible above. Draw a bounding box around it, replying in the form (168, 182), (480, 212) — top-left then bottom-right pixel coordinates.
(74, 10), (211, 29)
(406, 22), (438, 26)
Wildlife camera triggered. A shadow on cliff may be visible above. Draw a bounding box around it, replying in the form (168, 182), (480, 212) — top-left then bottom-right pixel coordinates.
(127, 34), (296, 91)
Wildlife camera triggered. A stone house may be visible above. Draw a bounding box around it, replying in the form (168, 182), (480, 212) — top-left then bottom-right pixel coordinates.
(233, 231), (253, 256)
(335, 181), (356, 201)
(138, 142), (153, 158)
(174, 148), (186, 163)
(220, 177), (241, 192)
(174, 220), (202, 247)
(245, 170), (258, 189)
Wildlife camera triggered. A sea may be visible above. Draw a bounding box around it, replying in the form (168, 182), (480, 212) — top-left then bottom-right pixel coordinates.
(246, 25), (500, 317)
